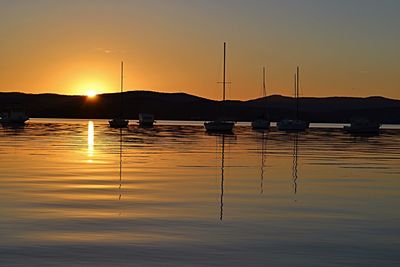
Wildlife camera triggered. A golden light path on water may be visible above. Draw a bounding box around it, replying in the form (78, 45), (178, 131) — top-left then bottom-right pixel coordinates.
(87, 120), (94, 161)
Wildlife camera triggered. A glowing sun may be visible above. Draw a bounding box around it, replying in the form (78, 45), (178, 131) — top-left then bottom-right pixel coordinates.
(87, 90), (97, 98)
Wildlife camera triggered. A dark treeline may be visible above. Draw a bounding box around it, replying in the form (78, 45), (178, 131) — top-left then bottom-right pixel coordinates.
(1, 91), (399, 123)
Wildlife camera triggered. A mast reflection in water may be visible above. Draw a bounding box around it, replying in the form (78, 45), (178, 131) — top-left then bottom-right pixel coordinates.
(292, 133), (299, 195)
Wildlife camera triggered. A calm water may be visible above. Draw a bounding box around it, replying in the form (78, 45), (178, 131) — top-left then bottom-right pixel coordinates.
(0, 119), (399, 266)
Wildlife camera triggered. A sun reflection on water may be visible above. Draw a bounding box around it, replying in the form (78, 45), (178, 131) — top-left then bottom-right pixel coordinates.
(87, 121), (94, 161)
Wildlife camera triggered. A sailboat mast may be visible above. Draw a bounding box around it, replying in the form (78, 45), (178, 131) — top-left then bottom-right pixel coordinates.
(294, 72), (297, 119)
(296, 66), (300, 120)
(263, 67), (266, 97)
(120, 61), (124, 118)
(223, 42), (226, 101)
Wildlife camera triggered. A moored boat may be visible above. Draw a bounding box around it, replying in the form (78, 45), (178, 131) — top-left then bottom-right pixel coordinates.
(277, 119), (309, 131)
(0, 108), (29, 125)
(251, 119), (270, 130)
(344, 118), (381, 134)
(138, 113), (155, 127)
(204, 120), (235, 132)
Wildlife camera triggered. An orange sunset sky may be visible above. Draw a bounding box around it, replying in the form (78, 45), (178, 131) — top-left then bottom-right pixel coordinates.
(1, 0), (399, 100)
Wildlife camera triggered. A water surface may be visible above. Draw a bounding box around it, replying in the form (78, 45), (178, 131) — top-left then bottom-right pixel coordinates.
(1, 119), (399, 266)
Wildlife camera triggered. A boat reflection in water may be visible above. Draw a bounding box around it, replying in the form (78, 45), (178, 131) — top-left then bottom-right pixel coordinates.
(219, 134), (225, 221)
(212, 132), (235, 221)
(292, 132), (299, 195)
(259, 131), (268, 194)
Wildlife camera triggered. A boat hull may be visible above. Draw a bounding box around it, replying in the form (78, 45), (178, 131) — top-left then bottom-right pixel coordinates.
(138, 113), (155, 127)
(0, 118), (29, 125)
(343, 125), (380, 134)
(344, 119), (381, 134)
(1, 110), (29, 125)
(277, 119), (309, 132)
(204, 121), (235, 132)
(139, 121), (154, 127)
(251, 119), (270, 130)
(109, 119), (129, 128)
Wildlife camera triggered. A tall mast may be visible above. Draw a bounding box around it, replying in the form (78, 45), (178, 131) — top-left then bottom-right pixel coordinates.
(223, 42), (226, 101)
(262, 67), (266, 97)
(294, 72), (297, 119)
(120, 61), (124, 118)
(296, 66), (300, 120)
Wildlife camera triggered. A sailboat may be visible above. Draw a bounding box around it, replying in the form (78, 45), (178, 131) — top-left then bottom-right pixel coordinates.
(251, 67), (270, 130)
(204, 42), (235, 132)
(109, 61), (129, 128)
(277, 66), (309, 131)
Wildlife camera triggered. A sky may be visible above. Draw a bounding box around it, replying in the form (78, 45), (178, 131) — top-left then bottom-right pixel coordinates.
(0, 0), (399, 100)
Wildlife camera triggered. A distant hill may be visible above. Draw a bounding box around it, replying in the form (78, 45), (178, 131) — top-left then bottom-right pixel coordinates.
(1, 91), (399, 123)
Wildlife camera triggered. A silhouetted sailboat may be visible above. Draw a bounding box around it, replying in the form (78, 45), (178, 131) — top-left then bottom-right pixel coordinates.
(252, 67), (270, 130)
(277, 67), (309, 131)
(204, 42), (235, 132)
(109, 62), (129, 128)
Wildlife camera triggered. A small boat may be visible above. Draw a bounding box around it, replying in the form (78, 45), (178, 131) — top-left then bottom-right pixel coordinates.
(344, 118), (381, 134)
(251, 119), (270, 130)
(109, 118), (128, 128)
(109, 61), (129, 128)
(252, 67), (270, 130)
(205, 120), (235, 132)
(0, 108), (29, 125)
(204, 42), (235, 133)
(277, 119), (309, 131)
(277, 66), (308, 132)
(138, 113), (155, 127)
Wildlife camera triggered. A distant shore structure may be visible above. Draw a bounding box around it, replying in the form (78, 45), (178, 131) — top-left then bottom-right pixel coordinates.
(204, 42), (235, 133)
(109, 61), (129, 128)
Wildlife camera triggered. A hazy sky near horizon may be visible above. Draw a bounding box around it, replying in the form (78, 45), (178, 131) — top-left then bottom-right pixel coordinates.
(1, 0), (399, 100)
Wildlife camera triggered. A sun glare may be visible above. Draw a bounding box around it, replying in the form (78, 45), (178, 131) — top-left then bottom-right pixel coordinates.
(87, 90), (97, 98)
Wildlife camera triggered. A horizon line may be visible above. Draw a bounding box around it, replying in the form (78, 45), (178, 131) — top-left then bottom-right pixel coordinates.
(1, 90), (399, 102)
